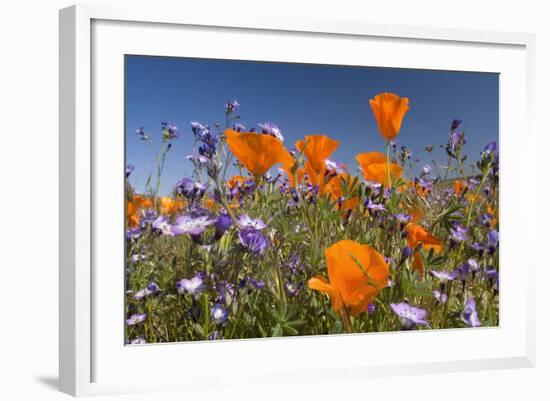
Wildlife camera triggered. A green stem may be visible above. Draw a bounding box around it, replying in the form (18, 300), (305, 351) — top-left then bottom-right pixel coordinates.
(455, 167), (491, 261)
(386, 141), (392, 189)
(203, 294), (210, 338)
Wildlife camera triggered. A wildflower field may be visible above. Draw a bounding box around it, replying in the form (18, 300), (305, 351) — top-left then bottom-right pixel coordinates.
(125, 92), (499, 344)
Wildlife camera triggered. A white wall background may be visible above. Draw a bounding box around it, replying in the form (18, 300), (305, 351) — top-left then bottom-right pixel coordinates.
(0, 1), (547, 400)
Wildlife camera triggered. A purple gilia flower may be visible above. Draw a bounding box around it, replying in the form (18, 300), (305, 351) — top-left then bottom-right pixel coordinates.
(433, 290), (448, 304)
(390, 302), (429, 330)
(365, 198), (386, 212)
(140, 210), (158, 227)
(135, 126), (150, 141)
(325, 159), (348, 175)
(209, 331), (221, 340)
(130, 253), (146, 263)
(238, 228), (270, 255)
(191, 121), (206, 136)
(430, 270), (458, 283)
(176, 272), (206, 297)
(479, 213), (493, 227)
(237, 214), (267, 230)
(214, 213), (233, 236)
(419, 177), (433, 190)
(283, 254), (303, 274)
(249, 278), (265, 289)
(485, 268), (499, 291)
(238, 278), (247, 289)
(467, 258), (480, 272)
(454, 263), (470, 284)
(363, 180), (383, 193)
(225, 99), (240, 113)
(126, 227), (142, 241)
(133, 282), (160, 300)
(450, 223), (468, 242)
(450, 118), (463, 132)
(211, 304), (229, 325)
(488, 229), (499, 247)
(258, 122), (284, 142)
(461, 298), (481, 327)
(367, 303), (376, 314)
(285, 282), (301, 297)
(470, 242), (485, 254)
(233, 123), (246, 132)
(161, 121), (179, 140)
(448, 132), (460, 150)
(485, 268), (498, 285)
(125, 164), (135, 178)
(186, 153), (210, 165)
(147, 282), (159, 292)
(171, 214), (217, 236)
(482, 141), (498, 157)
(152, 216), (174, 236)
(126, 313), (147, 326)
(129, 337), (147, 345)
(402, 246), (413, 258)
(214, 280), (235, 305)
(176, 177), (207, 199)
(394, 213), (412, 228)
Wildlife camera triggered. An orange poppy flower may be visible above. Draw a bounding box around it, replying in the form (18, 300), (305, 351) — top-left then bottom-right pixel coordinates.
(308, 240), (389, 316)
(295, 135), (340, 173)
(487, 204), (498, 227)
(406, 224), (442, 274)
(412, 181), (430, 198)
(286, 135), (340, 191)
(225, 129), (294, 176)
(126, 195), (153, 227)
(161, 196), (185, 216)
(126, 200), (140, 228)
(369, 92), (410, 141)
(203, 197), (218, 211)
(454, 180), (467, 197)
(356, 152), (402, 185)
(466, 192), (482, 204)
(324, 174), (360, 211)
(226, 175), (252, 190)
(133, 194), (153, 210)
(408, 207), (425, 224)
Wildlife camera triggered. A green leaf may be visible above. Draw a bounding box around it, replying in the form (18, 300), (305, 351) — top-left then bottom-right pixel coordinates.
(271, 324), (283, 337)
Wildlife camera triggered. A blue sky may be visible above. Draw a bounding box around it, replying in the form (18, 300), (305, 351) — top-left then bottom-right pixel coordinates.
(125, 55), (498, 195)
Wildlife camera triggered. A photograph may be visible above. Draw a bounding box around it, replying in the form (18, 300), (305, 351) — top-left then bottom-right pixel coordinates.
(124, 55), (499, 344)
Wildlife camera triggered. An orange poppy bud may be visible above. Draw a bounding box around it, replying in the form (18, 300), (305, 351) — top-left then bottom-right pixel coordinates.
(369, 92), (409, 141)
(454, 180), (467, 197)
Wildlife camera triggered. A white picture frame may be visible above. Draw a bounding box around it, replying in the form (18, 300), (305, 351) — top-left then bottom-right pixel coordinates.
(59, 4), (536, 397)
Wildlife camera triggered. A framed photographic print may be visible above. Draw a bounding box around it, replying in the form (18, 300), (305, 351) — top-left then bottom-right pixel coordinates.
(59, 4), (536, 396)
